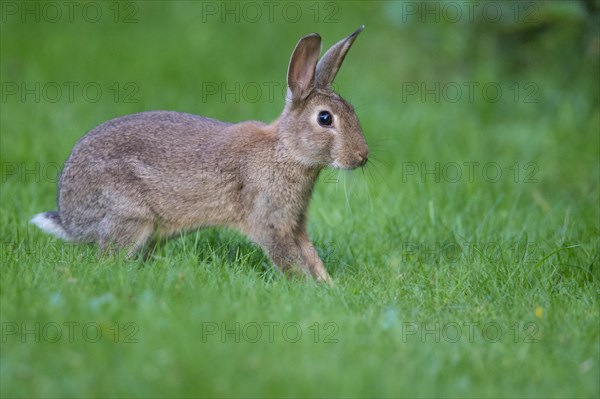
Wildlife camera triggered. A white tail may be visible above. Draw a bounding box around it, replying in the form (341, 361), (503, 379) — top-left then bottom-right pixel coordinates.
(30, 212), (71, 241)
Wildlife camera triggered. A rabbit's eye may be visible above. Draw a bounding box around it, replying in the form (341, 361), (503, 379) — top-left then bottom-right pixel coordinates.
(318, 111), (333, 127)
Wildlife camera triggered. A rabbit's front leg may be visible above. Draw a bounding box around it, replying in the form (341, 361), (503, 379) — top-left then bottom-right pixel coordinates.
(253, 228), (332, 283)
(295, 231), (332, 284)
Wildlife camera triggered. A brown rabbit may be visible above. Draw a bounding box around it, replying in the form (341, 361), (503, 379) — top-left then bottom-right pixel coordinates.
(31, 27), (368, 283)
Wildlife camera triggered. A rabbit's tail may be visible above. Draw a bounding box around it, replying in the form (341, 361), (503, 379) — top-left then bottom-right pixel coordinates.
(31, 211), (72, 241)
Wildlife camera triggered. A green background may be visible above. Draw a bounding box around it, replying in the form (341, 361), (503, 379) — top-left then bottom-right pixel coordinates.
(1, 1), (598, 397)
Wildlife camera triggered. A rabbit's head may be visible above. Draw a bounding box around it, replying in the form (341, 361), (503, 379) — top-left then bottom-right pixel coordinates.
(279, 27), (368, 170)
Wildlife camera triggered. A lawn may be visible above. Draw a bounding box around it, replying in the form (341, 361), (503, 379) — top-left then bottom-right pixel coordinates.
(1, 1), (599, 398)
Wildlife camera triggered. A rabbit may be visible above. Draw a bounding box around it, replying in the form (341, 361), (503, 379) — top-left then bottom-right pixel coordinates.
(31, 26), (368, 283)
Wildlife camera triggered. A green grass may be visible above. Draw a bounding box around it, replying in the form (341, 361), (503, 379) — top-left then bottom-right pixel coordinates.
(1, 1), (599, 398)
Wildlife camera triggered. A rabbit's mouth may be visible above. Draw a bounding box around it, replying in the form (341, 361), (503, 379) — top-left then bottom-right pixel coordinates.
(330, 159), (367, 170)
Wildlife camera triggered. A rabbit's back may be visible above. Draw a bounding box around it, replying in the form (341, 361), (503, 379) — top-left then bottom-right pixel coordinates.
(58, 111), (246, 240)
(70, 111), (231, 160)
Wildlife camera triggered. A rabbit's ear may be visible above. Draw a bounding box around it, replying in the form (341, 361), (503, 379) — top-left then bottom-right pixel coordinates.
(287, 33), (322, 102)
(315, 26), (364, 89)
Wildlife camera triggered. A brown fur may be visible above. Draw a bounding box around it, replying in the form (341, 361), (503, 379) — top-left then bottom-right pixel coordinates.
(31, 27), (369, 283)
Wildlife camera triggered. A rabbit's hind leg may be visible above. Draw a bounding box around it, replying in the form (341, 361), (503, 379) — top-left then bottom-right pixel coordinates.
(97, 215), (155, 260)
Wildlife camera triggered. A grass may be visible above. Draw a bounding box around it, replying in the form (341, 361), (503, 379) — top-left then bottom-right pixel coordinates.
(1, 1), (599, 398)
